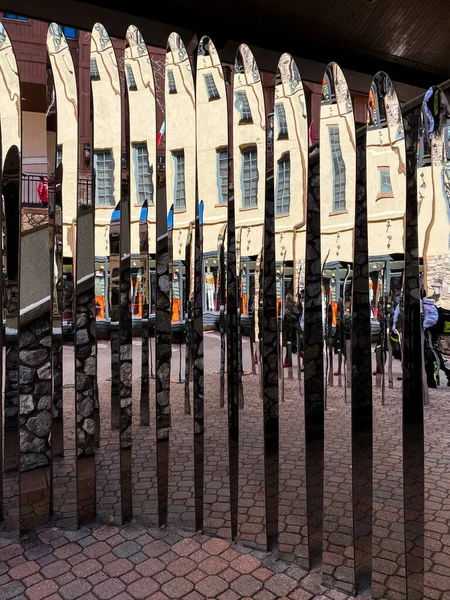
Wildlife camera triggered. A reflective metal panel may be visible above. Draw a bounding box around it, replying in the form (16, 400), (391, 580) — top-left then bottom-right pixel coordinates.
(402, 100), (423, 600)
(155, 200), (172, 527)
(418, 87), (450, 600)
(274, 53), (309, 566)
(73, 26), (97, 526)
(124, 25), (157, 430)
(193, 200), (204, 531)
(0, 21), (21, 533)
(139, 201), (150, 426)
(90, 23), (122, 433)
(90, 22), (123, 522)
(19, 143), (52, 531)
(233, 44), (267, 548)
(367, 72), (406, 599)
(47, 25), (80, 528)
(165, 32), (196, 527)
(320, 63), (356, 592)
(75, 188), (96, 527)
(2, 145), (21, 532)
(196, 35), (230, 538)
(120, 38), (133, 526)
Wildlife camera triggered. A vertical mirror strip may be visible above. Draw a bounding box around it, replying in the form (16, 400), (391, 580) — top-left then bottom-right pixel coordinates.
(403, 101), (424, 600)
(90, 24), (122, 437)
(0, 131), (2, 522)
(165, 32), (196, 527)
(0, 22), (21, 533)
(320, 63), (357, 593)
(353, 113), (372, 595)
(218, 224), (227, 409)
(139, 201), (150, 426)
(45, 60), (63, 469)
(227, 77), (239, 540)
(263, 166), (278, 550)
(419, 86), (450, 599)
(125, 25), (157, 431)
(368, 73), (405, 599)
(120, 60), (133, 522)
(304, 112), (323, 569)
(20, 65), (52, 531)
(233, 44), (266, 548)
(75, 27), (97, 525)
(196, 35), (229, 538)
(156, 199), (172, 527)
(275, 52), (309, 568)
(47, 25), (79, 528)
(193, 200), (204, 531)
(3, 145), (20, 532)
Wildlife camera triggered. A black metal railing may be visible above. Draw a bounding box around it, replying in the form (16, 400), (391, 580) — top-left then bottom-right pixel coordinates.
(21, 173), (92, 207)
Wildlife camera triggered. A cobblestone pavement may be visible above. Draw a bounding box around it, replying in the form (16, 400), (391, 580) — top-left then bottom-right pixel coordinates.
(0, 521), (370, 600)
(1, 333), (450, 599)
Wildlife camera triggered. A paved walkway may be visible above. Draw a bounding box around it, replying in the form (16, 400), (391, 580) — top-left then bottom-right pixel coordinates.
(0, 522), (366, 600)
(1, 337), (450, 599)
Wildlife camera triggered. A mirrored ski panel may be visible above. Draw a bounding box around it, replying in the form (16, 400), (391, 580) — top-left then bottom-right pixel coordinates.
(320, 62), (356, 593)
(165, 31), (196, 529)
(0, 15), (447, 600)
(418, 87), (450, 600)
(367, 72), (407, 600)
(233, 44), (267, 548)
(47, 22), (78, 529)
(196, 35), (230, 539)
(125, 24), (158, 526)
(0, 21), (21, 533)
(274, 52), (309, 568)
(90, 23), (124, 523)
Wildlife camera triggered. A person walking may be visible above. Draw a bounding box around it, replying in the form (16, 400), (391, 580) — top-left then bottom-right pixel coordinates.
(283, 294), (293, 367)
(37, 175), (48, 207)
(423, 292), (450, 387)
(391, 293), (403, 380)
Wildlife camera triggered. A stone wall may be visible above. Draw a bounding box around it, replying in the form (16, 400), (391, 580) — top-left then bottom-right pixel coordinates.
(76, 291), (97, 456)
(19, 315), (52, 472)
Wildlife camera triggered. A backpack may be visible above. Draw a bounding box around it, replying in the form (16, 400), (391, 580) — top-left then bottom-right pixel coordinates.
(390, 331), (402, 360)
(436, 307), (450, 336)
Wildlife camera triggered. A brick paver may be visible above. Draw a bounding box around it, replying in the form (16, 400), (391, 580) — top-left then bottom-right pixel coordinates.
(0, 337), (449, 599)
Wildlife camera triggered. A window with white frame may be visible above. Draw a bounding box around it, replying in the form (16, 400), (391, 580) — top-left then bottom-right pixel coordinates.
(167, 70), (177, 94)
(204, 74), (220, 101)
(275, 103), (288, 139)
(126, 65), (137, 91)
(94, 150), (114, 206)
(276, 154), (290, 215)
(379, 167), (393, 195)
(90, 58), (100, 80)
(133, 143), (153, 204)
(241, 146), (258, 208)
(173, 150), (185, 209)
(328, 126), (346, 211)
(235, 91), (253, 123)
(56, 145), (62, 169)
(216, 148), (228, 204)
